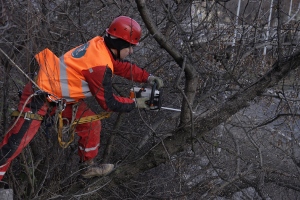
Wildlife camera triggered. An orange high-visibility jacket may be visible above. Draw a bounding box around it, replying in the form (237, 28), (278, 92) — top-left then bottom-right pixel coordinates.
(35, 36), (149, 112)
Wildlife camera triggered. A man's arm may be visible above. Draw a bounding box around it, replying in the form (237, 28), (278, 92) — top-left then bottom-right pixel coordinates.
(82, 66), (136, 112)
(113, 59), (150, 83)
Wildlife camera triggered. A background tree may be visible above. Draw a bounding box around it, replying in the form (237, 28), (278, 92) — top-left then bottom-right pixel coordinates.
(1, 0), (300, 199)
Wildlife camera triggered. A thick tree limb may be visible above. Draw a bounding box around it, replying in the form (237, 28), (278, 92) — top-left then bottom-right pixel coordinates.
(105, 47), (300, 186)
(135, 0), (199, 126)
(194, 51), (300, 135)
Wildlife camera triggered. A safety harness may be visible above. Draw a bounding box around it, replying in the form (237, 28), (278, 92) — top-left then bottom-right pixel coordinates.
(11, 102), (111, 148)
(11, 110), (43, 121)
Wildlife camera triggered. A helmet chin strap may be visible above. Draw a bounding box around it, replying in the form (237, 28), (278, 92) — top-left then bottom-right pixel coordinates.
(109, 48), (120, 60)
(117, 49), (121, 59)
(104, 34), (131, 60)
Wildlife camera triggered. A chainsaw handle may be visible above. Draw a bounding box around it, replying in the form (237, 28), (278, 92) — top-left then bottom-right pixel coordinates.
(149, 82), (157, 107)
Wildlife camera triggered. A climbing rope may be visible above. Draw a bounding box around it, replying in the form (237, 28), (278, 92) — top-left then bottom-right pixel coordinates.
(0, 48), (41, 90)
(55, 101), (111, 148)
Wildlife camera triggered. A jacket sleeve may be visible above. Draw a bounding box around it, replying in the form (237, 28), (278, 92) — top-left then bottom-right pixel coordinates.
(113, 59), (150, 83)
(82, 66), (136, 112)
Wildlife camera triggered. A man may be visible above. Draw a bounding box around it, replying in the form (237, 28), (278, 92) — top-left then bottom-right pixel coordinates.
(0, 16), (163, 180)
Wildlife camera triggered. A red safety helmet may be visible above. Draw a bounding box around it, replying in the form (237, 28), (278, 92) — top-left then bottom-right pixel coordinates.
(106, 16), (142, 45)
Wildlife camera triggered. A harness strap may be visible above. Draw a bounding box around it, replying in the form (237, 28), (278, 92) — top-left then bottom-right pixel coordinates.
(11, 109), (111, 148)
(72, 112), (111, 125)
(11, 110), (43, 121)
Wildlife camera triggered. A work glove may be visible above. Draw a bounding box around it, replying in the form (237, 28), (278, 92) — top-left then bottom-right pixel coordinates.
(147, 76), (164, 89)
(135, 97), (150, 110)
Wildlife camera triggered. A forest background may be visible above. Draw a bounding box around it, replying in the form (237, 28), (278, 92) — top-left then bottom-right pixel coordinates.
(1, 0), (300, 199)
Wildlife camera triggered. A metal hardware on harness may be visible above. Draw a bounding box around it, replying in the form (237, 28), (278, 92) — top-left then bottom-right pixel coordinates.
(11, 110), (44, 121)
(56, 99), (71, 148)
(24, 111), (33, 120)
(57, 99), (67, 112)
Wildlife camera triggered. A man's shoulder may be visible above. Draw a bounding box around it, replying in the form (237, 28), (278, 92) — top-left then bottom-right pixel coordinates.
(90, 36), (104, 42)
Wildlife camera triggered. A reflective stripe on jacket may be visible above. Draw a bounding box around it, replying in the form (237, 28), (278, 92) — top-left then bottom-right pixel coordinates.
(35, 36), (113, 102)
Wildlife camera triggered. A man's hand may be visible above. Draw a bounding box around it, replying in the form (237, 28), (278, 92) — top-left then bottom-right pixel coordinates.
(135, 97), (150, 109)
(147, 76), (164, 89)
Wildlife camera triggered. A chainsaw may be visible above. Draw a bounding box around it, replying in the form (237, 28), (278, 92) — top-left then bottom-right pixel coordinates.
(129, 82), (182, 112)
